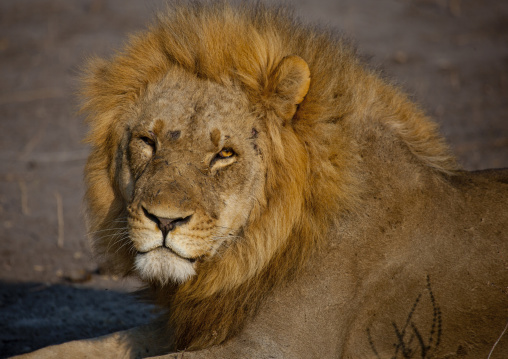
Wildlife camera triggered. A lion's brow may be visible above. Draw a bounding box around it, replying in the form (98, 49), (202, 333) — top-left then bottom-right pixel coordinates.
(168, 130), (181, 140)
(210, 128), (221, 147)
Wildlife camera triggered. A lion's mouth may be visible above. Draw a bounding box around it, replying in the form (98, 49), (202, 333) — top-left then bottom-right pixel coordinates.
(137, 246), (198, 263)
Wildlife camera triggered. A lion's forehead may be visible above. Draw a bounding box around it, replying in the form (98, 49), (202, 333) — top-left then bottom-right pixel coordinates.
(137, 74), (252, 141)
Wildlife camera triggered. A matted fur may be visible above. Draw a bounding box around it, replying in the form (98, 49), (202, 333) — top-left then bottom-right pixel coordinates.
(80, 0), (458, 351)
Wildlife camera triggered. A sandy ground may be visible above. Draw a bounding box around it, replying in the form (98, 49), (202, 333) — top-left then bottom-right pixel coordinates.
(0, 0), (507, 357)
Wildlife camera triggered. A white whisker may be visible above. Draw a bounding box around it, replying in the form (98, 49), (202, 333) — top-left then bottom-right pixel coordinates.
(88, 227), (128, 236)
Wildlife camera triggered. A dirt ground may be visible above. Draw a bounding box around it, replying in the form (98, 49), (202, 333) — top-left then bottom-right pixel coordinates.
(0, 0), (507, 357)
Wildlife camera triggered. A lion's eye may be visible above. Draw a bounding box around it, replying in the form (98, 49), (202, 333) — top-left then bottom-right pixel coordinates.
(141, 137), (154, 145)
(217, 148), (235, 159)
(139, 133), (156, 149)
(209, 148), (236, 169)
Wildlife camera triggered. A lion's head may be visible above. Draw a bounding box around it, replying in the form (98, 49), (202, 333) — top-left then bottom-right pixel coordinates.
(124, 68), (269, 285)
(85, 53), (317, 285)
(81, 1), (456, 350)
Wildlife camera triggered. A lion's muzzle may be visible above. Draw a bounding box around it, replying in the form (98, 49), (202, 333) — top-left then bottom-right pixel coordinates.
(142, 206), (192, 239)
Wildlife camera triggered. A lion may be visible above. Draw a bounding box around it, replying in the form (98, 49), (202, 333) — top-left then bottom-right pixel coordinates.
(15, 1), (508, 358)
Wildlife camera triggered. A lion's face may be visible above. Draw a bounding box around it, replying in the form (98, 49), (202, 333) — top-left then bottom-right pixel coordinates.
(119, 71), (266, 284)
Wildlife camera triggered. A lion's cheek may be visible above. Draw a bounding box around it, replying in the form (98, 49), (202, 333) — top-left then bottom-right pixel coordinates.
(118, 162), (136, 202)
(216, 193), (253, 235)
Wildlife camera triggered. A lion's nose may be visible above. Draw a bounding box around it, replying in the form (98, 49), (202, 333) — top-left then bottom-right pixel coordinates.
(142, 207), (192, 239)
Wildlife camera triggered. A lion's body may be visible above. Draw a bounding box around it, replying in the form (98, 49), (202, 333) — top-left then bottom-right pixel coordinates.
(15, 2), (508, 358)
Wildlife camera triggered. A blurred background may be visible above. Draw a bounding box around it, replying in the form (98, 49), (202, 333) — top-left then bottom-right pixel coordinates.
(1, 0), (507, 356)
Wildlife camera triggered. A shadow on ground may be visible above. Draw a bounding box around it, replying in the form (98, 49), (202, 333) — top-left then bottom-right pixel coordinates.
(0, 282), (155, 358)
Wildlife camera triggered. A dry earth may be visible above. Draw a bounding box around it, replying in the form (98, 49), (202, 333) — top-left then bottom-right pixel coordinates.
(0, 0), (507, 357)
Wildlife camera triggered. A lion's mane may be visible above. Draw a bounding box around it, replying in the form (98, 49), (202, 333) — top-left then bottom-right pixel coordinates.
(81, 1), (457, 350)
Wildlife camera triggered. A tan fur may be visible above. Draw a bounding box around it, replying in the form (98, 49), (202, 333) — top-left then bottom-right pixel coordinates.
(15, 2), (508, 359)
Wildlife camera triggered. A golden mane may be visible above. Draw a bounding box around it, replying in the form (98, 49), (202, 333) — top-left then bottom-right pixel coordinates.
(81, 1), (458, 350)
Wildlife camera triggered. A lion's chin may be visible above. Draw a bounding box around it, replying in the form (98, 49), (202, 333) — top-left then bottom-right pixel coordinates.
(134, 247), (196, 285)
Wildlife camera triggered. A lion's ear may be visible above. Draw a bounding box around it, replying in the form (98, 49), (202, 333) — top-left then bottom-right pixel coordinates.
(266, 55), (310, 122)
